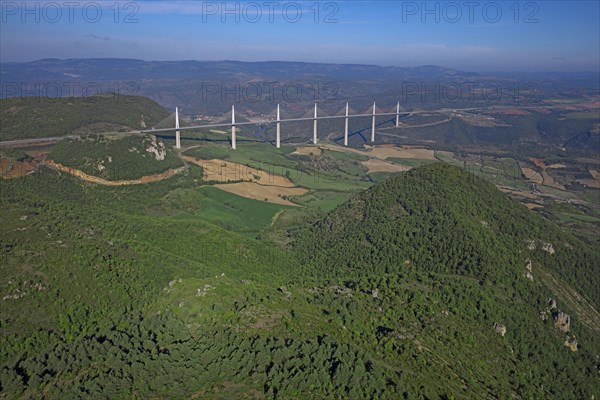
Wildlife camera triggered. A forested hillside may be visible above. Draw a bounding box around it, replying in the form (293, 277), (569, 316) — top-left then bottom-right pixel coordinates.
(290, 163), (600, 397)
(49, 134), (184, 181)
(293, 164), (599, 303)
(0, 95), (169, 141)
(1, 162), (598, 398)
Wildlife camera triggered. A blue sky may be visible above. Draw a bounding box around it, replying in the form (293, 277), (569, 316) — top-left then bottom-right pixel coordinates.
(1, 0), (599, 71)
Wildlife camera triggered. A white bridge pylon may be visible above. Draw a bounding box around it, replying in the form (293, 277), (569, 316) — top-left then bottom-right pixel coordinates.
(175, 106), (180, 149)
(167, 101), (404, 149)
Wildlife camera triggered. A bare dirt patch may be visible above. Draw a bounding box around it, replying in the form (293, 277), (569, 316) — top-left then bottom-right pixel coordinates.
(214, 182), (307, 206)
(371, 146), (436, 160)
(528, 108), (553, 114)
(363, 158), (411, 173)
(520, 166), (543, 184)
(492, 108), (531, 116)
(0, 158), (37, 178)
(529, 157), (547, 169)
(525, 158), (565, 189)
(183, 156), (295, 187)
(578, 178), (600, 189)
(541, 170), (565, 190)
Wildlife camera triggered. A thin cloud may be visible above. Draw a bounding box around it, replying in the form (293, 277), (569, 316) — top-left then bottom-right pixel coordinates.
(87, 34), (110, 41)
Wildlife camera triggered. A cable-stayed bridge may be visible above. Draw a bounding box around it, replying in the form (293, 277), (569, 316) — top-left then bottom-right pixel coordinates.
(143, 101), (407, 150)
(0, 100), (424, 148)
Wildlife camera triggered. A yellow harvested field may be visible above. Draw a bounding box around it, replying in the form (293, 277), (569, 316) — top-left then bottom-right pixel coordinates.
(371, 146), (436, 160)
(520, 167), (543, 184)
(547, 163), (567, 169)
(292, 146), (322, 156)
(214, 183), (308, 206)
(589, 170), (600, 179)
(363, 158), (412, 173)
(541, 171), (565, 190)
(319, 144), (368, 156)
(183, 157), (295, 187)
(318, 144), (436, 161)
(578, 179), (600, 189)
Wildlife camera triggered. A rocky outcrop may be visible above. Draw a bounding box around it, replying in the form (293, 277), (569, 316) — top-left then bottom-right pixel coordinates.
(542, 242), (555, 255)
(196, 284), (214, 297)
(554, 311), (571, 332)
(278, 286), (292, 298)
(145, 136), (167, 161)
(525, 239), (555, 255)
(331, 286), (353, 297)
(525, 239), (536, 251)
(547, 298), (557, 310)
(524, 259), (533, 281)
(494, 322), (507, 337)
(564, 335), (578, 352)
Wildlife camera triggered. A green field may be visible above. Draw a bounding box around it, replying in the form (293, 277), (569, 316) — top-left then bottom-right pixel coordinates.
(434, 150), (462, 165)
(291, 190), (353, 212)
(184, 142), (297, 169)
(367, 170), (405, 182)
(322, 148), (369, 162)
(290, 169), (372, 191)
(187, 186), (291, 234)
(563, 111), (600, 120)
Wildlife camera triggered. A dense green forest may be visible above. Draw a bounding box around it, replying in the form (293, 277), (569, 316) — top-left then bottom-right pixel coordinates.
(0, 95), (169, 141)
(1, 160), (598, 398)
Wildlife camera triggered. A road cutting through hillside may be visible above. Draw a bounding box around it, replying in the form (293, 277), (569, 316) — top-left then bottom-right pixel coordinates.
(44, 160), (186, 186)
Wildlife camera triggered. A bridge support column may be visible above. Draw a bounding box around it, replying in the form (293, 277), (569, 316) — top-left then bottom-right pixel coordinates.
(231, 105), (236, 150)
(344, 102), (349, 146)
(175, 107), (181, 149)
(396, 101), (400, 127)
(313, 103), (318, 144)
(371, 102), (376, 143)
(276, 104), (281, 148)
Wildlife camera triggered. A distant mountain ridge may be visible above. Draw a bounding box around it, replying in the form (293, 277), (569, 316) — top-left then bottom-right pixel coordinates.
(1, 59), (598, 151)
(2, 58), (598, 88)
(0, 58), (479, 82)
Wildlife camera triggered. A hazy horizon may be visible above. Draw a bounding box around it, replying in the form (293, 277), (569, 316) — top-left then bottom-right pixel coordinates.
(1, 1), (598, 72)
(3, 57), (600, 76)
